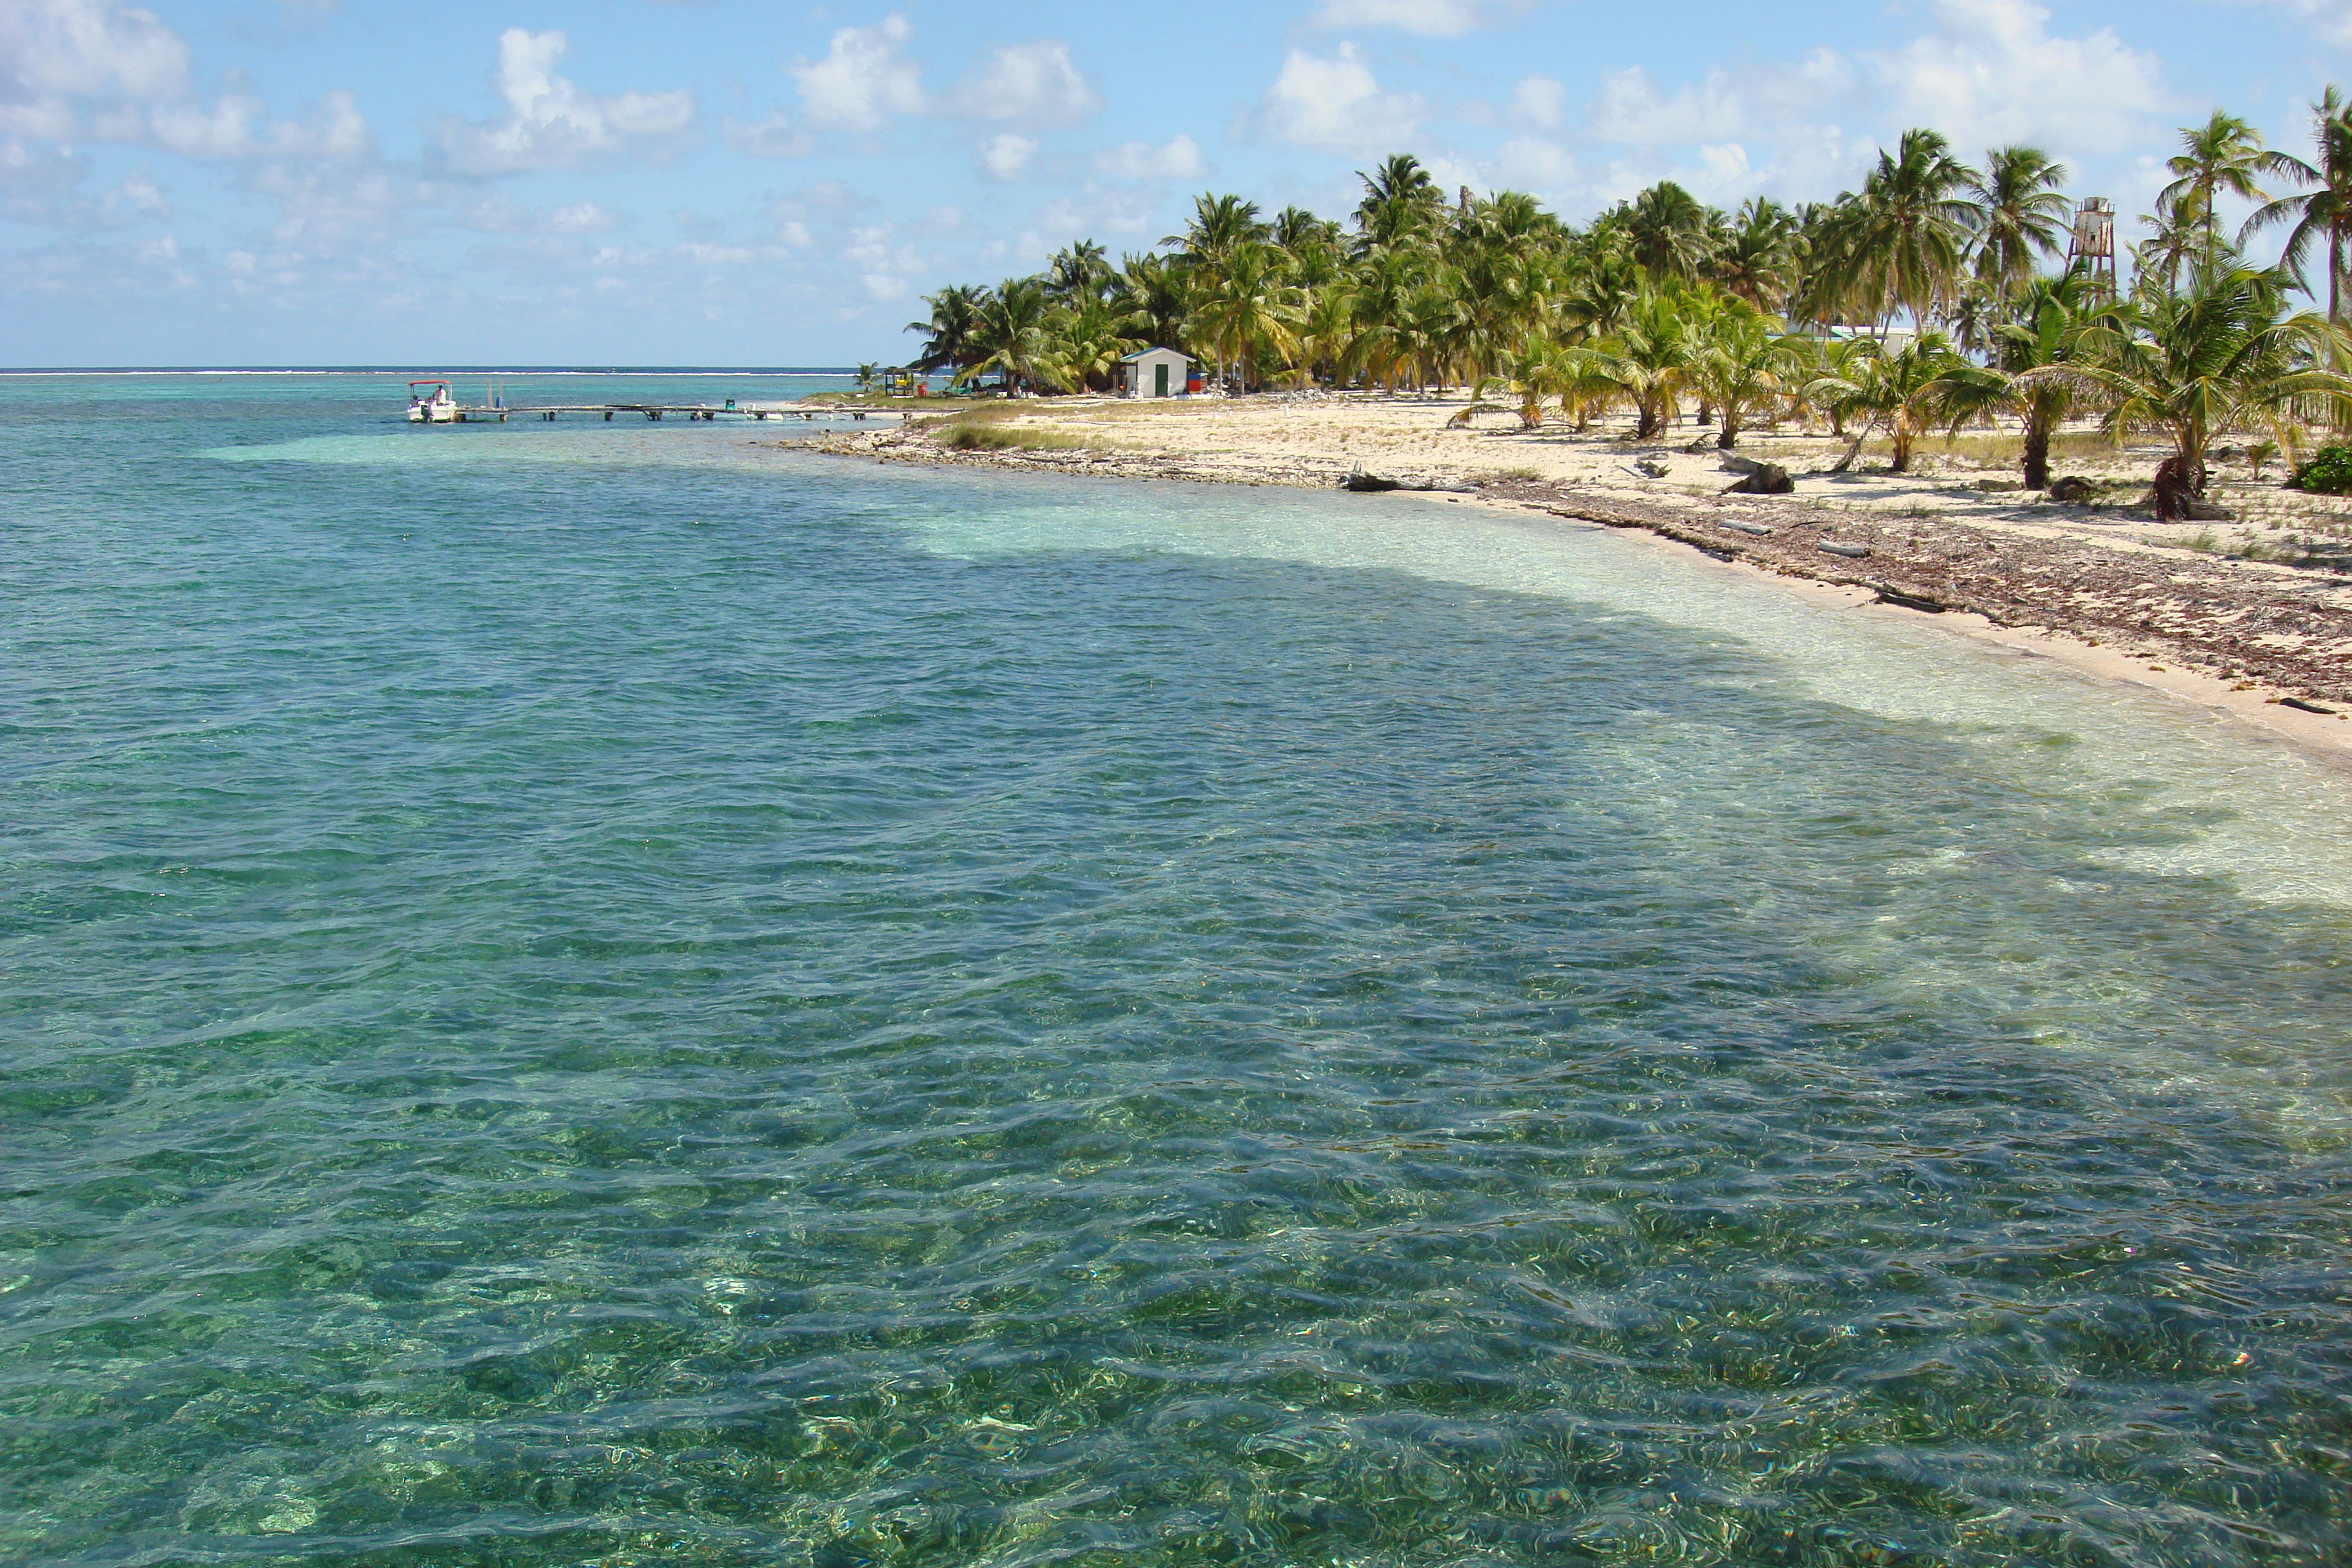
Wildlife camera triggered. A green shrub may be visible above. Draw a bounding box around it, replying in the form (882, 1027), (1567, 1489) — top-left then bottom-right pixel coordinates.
(2287, 443), (2352, 493)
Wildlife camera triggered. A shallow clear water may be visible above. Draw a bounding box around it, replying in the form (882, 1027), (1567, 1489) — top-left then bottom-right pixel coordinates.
(3, 376), (2350, 1568)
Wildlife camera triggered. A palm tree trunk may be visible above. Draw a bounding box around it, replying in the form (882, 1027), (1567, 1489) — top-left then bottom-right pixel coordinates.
(2023, 413), (2052, 491)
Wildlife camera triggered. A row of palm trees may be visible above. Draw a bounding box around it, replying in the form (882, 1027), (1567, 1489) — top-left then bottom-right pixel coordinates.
(903, 95), (2352, 505)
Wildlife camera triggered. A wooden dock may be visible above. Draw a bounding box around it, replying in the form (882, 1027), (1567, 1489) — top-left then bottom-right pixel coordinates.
(425, 403), (885, 424)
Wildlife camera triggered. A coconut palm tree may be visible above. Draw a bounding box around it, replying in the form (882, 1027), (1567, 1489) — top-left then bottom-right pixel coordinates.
(1828, 129), (1979, 329)
(1594, 288), (1698, 438)
(1045, 240), (1112, 306)
(1616, 181), (1715, 282)
(1966, 145), (2072, 297)
(2034, 262), (2352, 513)
(1805, 331), (1991, 472)
(1191, 243), (1304, 392)
(957, 277), (1053, 394)
(1110, 254), (1190, 350)
(1355, 153), (1444, 248)
(1165, 193), (1266, 268)
(1989, 270), (2102, 489)
(905, 283), (987, 375)
(2241, 85), (2352, 323)
(2159, 111), (2273, 285)
(1710, 198), (1801, 311)
(1685, 304), (1791, 448)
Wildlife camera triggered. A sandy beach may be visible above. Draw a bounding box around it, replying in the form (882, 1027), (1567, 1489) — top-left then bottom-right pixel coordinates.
(792, 392), (2352, 764)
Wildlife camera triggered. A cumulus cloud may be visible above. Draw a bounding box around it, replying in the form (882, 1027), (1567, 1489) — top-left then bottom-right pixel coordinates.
(974, 132), (1035, 181)
(1308, 0), (1527, 35)
(1257, 44), (1422, 152)
(945, 39), (1100, 128)
(1510, 75), (1565, 130)
(2240, 1), (2352, 44)
(1865, 0), (2164, 154)
(792, 14), (925, 132)
(1093, 134), (1206, 179)
(1, 0), (188, 123)
(440, 28), (694, 175)
(143, 87), (369, 159)
(1589, 66), (1744, 144)
(458, 193), (626, 234)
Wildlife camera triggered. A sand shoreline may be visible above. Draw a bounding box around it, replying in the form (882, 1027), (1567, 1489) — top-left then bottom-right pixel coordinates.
(784, 394), (2352, 767)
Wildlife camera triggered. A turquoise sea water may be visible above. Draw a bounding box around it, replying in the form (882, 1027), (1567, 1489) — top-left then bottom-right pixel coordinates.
(4, 374), (2351, 1567)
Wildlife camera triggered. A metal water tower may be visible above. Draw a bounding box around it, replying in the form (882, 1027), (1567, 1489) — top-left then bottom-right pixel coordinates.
(2068, 198), (2116, 300)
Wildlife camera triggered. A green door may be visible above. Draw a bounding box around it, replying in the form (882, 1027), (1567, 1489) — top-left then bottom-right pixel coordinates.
(1153, 362), (1169, 398)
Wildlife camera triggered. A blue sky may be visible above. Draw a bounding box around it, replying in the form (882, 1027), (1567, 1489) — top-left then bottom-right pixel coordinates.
(5, 0), (2351, 365)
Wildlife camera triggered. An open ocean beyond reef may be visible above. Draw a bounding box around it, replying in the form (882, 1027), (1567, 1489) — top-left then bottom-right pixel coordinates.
(4, 373), (2351, 1568)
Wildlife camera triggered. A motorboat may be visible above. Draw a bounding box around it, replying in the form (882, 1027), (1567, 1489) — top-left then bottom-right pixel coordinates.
(406, 381), (456, 423)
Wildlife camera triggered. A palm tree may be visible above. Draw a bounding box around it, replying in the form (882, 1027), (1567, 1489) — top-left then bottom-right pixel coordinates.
(1616, 181), (1714, 282)
(1989, 271), (2101, 489)
(2034, 262), (2352, 513)
(2159, 112), (2273, 285)
(1684, 304), (1790, 448)
(1805, 331), (1991, 472)
(1829, 129), (1979, 329)
(1594, 288), (1698, 438)
(1355, 154), (1442, 248)
(1110, 253), (1189, 349)
(1710, 198), (1801, 311)
(1191, 243), (1304, 392)
(905, 283), (987, 375)
(957, 277), (1053, 395)
(2135, 191), (2201, 300)
(2242, 85), (2352, 323)
(1966, 145), (2072, 297)
(1045, 240), (1111, 305)
(1165, 193), (1266, 268)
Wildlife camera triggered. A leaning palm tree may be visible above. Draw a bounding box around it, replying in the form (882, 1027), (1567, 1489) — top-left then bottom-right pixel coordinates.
(2241, 84), (2352, 323)
(1965, 145), (2072, 297)
(2032, 262), (2352, 514)
(905, 283), (988, 375)
(2158, 110), (2272, 288)
(1806, 331), (1993, 472)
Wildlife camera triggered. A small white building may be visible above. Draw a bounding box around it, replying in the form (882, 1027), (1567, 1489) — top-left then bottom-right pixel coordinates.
(1117, 346), (1193, 399)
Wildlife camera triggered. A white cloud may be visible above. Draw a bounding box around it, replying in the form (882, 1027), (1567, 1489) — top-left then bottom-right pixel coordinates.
(975, 132), (1035, 181)
(1093, 134), (1206, 179)
(1494, 134), (1576, 190)
(2, 0), (187, 139)
(1589, 66), (1743, 144)
(1257, 44), (1422, 152)
(1511, 75), (1565, 130)
(440, 28), (694, 175)
(945, 40), (1100, 128)
(2241, 1), (2352, 45)
(458, 193), (625, 234)
(1308, 0), (1524, 35)
(792, 14), (925, 132)
(725, 113), (811, 159)
(143, 87), (368, 159)
(1, 0), (188, 100)
(1866, 0), (2164, 154)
